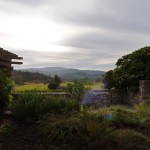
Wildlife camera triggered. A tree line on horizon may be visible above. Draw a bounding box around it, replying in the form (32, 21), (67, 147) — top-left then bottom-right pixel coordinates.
(12, 70), (56, 85)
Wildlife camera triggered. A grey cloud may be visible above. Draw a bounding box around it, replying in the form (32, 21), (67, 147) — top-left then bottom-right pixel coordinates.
(6, 0), (47, 6)
(45, 0), (150, 34)
(1, 0), (150, 71)
(61, 31), (141, 53)
(13, 49), (118, 71)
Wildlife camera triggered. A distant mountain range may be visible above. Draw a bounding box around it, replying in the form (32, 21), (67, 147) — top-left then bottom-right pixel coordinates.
(19, 67), (105, 81)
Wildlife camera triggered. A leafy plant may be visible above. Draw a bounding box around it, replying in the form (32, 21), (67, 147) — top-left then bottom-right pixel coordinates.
(0, 70), (13, 112)
(89, 106), (140, 128)
(11, 91), (78, 123)
(110, 106), (140, 128)
(110, 129), (150, 150)
(67, 80), (89, 101)
(37, 114), (84, 144)
(140, 117), (150, 130)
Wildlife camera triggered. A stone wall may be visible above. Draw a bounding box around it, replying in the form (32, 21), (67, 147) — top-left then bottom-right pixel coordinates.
(12, 80), (150, 108)
(139, 80), (150, 101)
(82, 90), (128, 108)
(84, 80), (150, 108)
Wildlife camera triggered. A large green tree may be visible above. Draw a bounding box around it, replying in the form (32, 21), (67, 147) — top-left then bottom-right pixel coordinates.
(103, 47), (150, 90)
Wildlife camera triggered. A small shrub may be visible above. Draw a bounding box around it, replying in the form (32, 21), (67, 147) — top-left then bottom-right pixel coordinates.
(140, 117), (150, 130)
(95, 106), (140, 128)
(37, 114), (84, 144)
(111, 107), (140, 128)
(67, 80), (89, 101)
(110, 129), (150, 150)
(48, 82), (59, 90)
(85, 120), (113, 139)
(0, 122), (15, 136)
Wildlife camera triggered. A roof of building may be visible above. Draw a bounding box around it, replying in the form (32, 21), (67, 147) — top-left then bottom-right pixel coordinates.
(0, 47), (23, 67)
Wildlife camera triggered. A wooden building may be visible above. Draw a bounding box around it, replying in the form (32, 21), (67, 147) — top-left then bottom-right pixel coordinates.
(0, 47), (23, 75)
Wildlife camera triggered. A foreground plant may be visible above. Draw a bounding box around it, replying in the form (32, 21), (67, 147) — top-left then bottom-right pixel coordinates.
(11, 90), (78, 123)
(0, 70), (13, 112)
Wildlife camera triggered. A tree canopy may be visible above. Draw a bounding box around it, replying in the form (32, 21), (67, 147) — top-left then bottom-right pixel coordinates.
(103, 47), (150, 90)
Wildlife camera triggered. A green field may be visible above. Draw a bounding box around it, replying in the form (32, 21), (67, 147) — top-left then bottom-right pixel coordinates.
(14, 82), (48, 92)
(14, 82), (103, 92)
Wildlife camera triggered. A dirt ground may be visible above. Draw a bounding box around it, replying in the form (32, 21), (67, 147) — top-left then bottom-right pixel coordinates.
(0, 115), (43, 150)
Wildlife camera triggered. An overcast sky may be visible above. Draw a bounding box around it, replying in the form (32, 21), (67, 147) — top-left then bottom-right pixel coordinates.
(0, 0), (150, 71)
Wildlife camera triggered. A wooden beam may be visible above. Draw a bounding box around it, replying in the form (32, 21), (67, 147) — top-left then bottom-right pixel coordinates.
(11, 61), (23, 65)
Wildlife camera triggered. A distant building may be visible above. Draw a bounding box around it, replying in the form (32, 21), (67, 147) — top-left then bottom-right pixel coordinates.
(0, 47), (23, 76)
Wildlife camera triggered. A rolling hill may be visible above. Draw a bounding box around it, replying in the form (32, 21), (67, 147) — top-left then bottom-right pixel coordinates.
(18, 67), (105, 81)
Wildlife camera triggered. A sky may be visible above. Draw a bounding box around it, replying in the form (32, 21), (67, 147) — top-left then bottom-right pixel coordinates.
(0, 0), (150, 71)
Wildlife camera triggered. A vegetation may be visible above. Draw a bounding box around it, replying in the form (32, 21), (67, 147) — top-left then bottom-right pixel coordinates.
(11, 91), (78, 123)
(134, 97), (150, 115)
(0, 70), (13, 112)
(103, 47), (150, 90)
(15, 82), (49, 92)
(67, 80), (89, 101)
(0, 89), (149, 149)
(12, 70), (52, 84)
(36, 104), (150, 150)
(13, 68), (105, 83)
(48, 74), (61, 90)
(1, 46), (149, 149)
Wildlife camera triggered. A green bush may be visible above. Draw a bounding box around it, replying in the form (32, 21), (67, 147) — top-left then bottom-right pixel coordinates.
(110, 106), (140, 128)
(67, 80), (89, 101)
(48, 82), (59, 90)
(140, 117), (150, 131)
(37, 107), (150, 150)
(0, 70), (13, 112)
(95, 106), (140, 128)
(37, 114), (84, 144)
(11, 91), (78, 123)
(110, 129), (150, 150)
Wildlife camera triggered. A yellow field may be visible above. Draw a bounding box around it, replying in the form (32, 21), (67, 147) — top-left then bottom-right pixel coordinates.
(14, 82), (49, 92)
(91, 82), (104, 90)
(14, 81), (103, 92)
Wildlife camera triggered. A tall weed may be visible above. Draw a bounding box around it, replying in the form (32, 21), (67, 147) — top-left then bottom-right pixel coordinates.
(134, 98), (150, 115)
(11, 91), (78, 123)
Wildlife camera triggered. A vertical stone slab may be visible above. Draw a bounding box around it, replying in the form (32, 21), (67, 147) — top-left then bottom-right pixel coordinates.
(139, 80), (150, 101)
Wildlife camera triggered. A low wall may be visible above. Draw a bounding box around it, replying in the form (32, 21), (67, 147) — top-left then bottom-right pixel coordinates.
(12, 80), (150, 108)
(139, 80), (150, 101)
(12, 92), (71, 100)
(82, 80), (150, 108)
